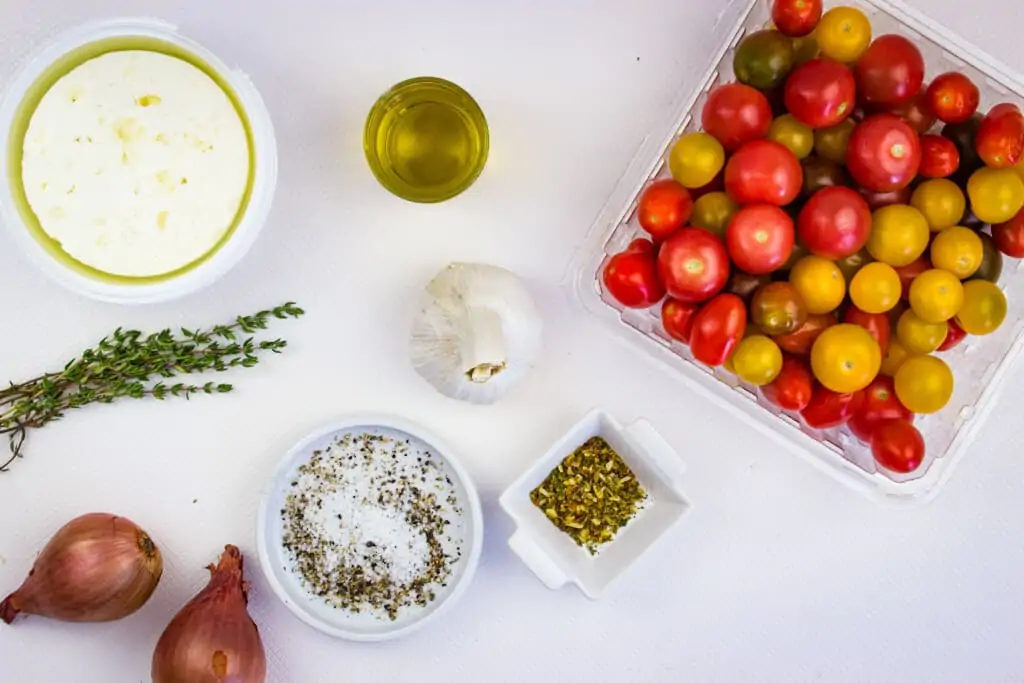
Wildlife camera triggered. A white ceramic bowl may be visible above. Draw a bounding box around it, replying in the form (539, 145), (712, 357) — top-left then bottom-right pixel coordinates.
(0, 17), (277, 304)
(499, 409), (690, 599)
(256, 415), (484, 642)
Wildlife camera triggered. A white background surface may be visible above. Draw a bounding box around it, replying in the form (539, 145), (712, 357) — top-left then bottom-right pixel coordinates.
(0, 1), (1022, 681)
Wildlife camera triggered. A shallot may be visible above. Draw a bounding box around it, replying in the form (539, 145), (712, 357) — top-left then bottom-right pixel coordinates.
(1, 512), (162, 623)
(152, 545), (266, 683)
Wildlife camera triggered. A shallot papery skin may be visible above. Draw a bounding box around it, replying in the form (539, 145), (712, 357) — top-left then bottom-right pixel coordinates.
(1, 513), (163, 623)
(152, 545), (267, 683)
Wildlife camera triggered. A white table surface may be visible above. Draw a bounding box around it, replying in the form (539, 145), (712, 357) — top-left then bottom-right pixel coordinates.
(1, 1), (1022, 681)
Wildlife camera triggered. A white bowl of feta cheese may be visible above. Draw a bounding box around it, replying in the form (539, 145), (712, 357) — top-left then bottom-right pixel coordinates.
(0, 18), (277, 304)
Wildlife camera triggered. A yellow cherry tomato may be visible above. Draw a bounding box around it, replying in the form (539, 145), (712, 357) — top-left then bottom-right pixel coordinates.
(789, 256), (846, 314)
(896, 310), (948, 354)
(911, 179), (967, 232)
(816, 7), (872, 63)
(669, 132), (726, 189)
(930, 226), (983, 279)
(866, 204), (931, 267)
(691, 191), (738, 237)
(811, 323), (882, 393)
(967, 167), (1024, 224)
(956, 280), (1007, 335)
(769, 114), (815, 159)
(814, 119), (855, 164)
(1014, 156), (1024, 185)
(880, 338), (914, 377)
(909, 269), (964, 323)
(895, 355), (954, 414)
(850, 262), (901, 314)
(731, 335), (784, 386)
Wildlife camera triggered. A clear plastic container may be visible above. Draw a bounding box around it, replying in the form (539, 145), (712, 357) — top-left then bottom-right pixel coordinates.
(568, 0), (1024, 504)
(0, 18), (278, 305)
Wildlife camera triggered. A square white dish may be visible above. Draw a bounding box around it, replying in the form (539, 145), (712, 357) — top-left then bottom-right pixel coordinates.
(499, 409), (690, 599)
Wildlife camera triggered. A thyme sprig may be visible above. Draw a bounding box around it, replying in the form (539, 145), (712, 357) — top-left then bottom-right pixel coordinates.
(0, 302), (305, 472)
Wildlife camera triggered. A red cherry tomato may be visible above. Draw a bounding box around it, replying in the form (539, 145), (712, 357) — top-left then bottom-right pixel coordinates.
(602, 238), (665, 308)
(894, 256), (931, 301)
(937, 318), (967, 352)
(689, 293), (747, 366)
(661, 298), (701, 344)
(657, 228), (731, 303)
(871, 419), (925, 473)
(975, 103), (1024, 169)
(847, 114), (922, 191)
(775, 314), (837, 355)
(761, 355), (814, 411)
(701, 83), (773, 152)
(724, 140), (803, 206)
(918, 135), (960, 178)
(637, 179), (693, 241)
(859, 186), (912, 210)
(725, 204), (795, 275)
(886, 89), (937, 134)
(797, 186), (872, 259)
(854, 35), (925, 107)
(843, 306), (891, 356)
(992, 208), (1024, 257)
(849, 375), (914, 443)
(771, 0), (822, 37)
(801, 385), (864, 429)
(785, 58), (857, 129)
(927, 73), (980, 125)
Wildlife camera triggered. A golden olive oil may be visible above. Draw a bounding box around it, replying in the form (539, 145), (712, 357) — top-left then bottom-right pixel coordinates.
(364, 77), (488, 203)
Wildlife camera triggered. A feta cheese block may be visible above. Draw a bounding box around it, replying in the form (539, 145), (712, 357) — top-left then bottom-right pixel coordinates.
(21, 50), (250, 277)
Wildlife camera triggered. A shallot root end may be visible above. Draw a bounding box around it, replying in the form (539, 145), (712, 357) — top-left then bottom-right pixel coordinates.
(0, 593), (22, 624)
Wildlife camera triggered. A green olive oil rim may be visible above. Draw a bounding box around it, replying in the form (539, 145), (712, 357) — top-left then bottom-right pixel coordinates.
(7, 37), (256, 284)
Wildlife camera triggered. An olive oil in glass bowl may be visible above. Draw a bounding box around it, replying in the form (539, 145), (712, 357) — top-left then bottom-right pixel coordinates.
(364, 77), (488, 203)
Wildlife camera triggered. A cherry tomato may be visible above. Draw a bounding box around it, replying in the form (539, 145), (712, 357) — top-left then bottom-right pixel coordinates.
(956, 280), (1007, 336)
(726, 204), (795, 274)
(789, 255), (846, 314)
(844, 305), (891, 356)
(691, 191), (738, 237)
(761, 355), (814, 410)
(797, 186), (871, 258)
(769, 114), (815, 159)
(657, 301), (699, 351)
(814, 119), (854, 163)
(689, 293), (748, 366)
(847, 114), (922, 192)
(854, 35), (924, 106)
(942, 114), (985, 184)
(602, 238), (665, 308)
(930, 226), (983, 278)
(724, 140), (803, 206)
(937, 318), (967, 351)
(669, 133), (727, 189)
(850, 262), (901, 314)
(880, 338), (914, 377)
(992, 207), (1024, 257)
(734, 30), (795, 91)
(775, 313), (837, 354)
(636, 179), (692, 241)
(866, 204), (930, 267)
(896, 309), (948, 354)
(972, 232), (1004, 284)
(772, 0), (822, 37)
(886, 89), (937, 134)
(967, 167), (1024, 224)
(658, 228), (731, 303)
(895, 355), (953, 414)
(816, 7), (871, 63)
(702, 83), (773, 152)
(976, 103), (1024, 169)
(802, 156), (850, 196)
(918, 135), (960, 178)
(751, 282), (808, 335)
(811, 323), (881, 393)
(792, 33), (821, 66)
(731, 335), (785, 386)
(894, 256), (931, 301)
(909, 269), (964, 323)
(801, 385), (864, 429)
(927, 73), (980, 125)
(859, 186), (912, 211)
(871, 420), (925, 473)
(785, 58), (856, 129)
(689, 169), (726, 201)
(849, 375), (913, 442)
(910, 178), (966, 231)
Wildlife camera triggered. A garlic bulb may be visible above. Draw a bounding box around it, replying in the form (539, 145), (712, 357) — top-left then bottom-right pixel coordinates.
(411, 262), (542, 404)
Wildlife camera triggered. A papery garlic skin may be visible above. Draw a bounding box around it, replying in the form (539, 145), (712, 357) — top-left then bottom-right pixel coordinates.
(411, 263), (542, 404)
